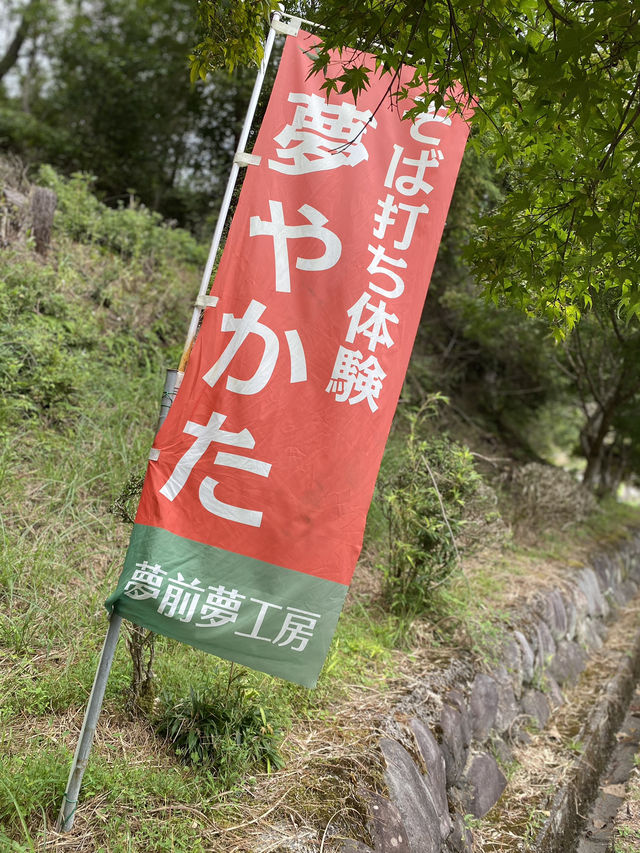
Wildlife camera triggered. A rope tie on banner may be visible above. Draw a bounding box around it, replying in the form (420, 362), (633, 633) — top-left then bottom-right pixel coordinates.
(280, 12), (321, 31)
(234, 152), (262, 168)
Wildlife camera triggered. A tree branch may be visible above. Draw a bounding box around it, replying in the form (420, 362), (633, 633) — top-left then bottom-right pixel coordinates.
(0, 11), (31, 81)
(598, 72), (640, 172)
(543, 0), (573, 27)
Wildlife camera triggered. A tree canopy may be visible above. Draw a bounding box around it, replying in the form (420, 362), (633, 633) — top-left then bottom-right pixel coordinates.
(192, 1), (640, 493)
(2, 0), (638, 491)
(195, 0), (640, 331)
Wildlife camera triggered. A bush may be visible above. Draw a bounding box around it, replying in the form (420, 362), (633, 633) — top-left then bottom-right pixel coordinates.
(0, 257), (98, 418)
(501, 462), (597, 534)
(377, 400), (480, 617)
(0, 157), (206, 426)
(37, 166), (206, 266)
(155, 673), (284, 790)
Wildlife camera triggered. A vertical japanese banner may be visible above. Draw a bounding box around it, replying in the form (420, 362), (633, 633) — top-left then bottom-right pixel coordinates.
(106, 30), (470, 688)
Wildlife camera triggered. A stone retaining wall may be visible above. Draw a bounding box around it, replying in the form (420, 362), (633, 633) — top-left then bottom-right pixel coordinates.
(342, 534), (640, 853)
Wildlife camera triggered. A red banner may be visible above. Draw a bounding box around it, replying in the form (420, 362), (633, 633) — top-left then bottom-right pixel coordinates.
(107, 29), (470, 687)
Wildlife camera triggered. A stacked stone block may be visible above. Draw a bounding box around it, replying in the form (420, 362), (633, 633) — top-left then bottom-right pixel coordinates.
(342, 535), (640, 853)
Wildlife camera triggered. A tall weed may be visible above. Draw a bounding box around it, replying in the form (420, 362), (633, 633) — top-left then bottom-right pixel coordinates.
(376, 399), (480, 617)
(155, 669), (285, 791)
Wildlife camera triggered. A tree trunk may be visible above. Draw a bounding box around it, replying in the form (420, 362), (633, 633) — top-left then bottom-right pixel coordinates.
(581, 401), (617, 491)
(0, 8), (32, 82)
(30, 186), (57, 255)
(596, 439), (629, 498)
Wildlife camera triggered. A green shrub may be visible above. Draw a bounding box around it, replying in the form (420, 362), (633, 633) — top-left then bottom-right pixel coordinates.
(155, 672), (284, 791)
(377, 401), (480, 617)
(0, 257), (97, 418)
(37, 165), (206, 266)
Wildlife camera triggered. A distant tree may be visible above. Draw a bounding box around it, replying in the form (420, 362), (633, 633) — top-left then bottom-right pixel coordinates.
(412, 148), (561, 452)
(0, 4), (31, 82)
(560, 302), (640, 495)
(0, 0), (50, 82)
(430, 147), (640, 494)
(40, 0), (218, 222)
(0, 0), (260, 228)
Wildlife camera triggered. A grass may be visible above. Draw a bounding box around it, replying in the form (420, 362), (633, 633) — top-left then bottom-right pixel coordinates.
(0, 176), (408, 848)
(3, 162), (640, 851)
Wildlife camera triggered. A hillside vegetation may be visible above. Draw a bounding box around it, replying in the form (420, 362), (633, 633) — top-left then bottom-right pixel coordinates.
(2, 1), (640, 849)
(1, 160), (639, 852)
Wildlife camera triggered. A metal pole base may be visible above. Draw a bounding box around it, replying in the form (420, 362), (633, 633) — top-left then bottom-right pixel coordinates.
(56, 613), (123, 832)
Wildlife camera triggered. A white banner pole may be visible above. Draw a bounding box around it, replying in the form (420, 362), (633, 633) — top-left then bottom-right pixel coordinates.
(178, 6), (288, 372)
(56, 366), (182, 832)
(55, 9), (290, 833)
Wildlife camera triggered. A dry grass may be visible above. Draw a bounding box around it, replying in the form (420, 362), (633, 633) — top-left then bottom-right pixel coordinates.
(472, 594), (640, 852)
(610, 764), (640, 853)
(29, 658), (410, 852)
(501, 463), (598, 542)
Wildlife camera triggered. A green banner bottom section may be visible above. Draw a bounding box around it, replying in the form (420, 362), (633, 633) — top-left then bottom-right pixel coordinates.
(105, 525), (348, 688)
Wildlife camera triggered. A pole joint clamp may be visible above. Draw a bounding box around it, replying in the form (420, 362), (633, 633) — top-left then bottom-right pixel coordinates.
(272, 18), (301, 37)
(195, 295), (219, 309)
